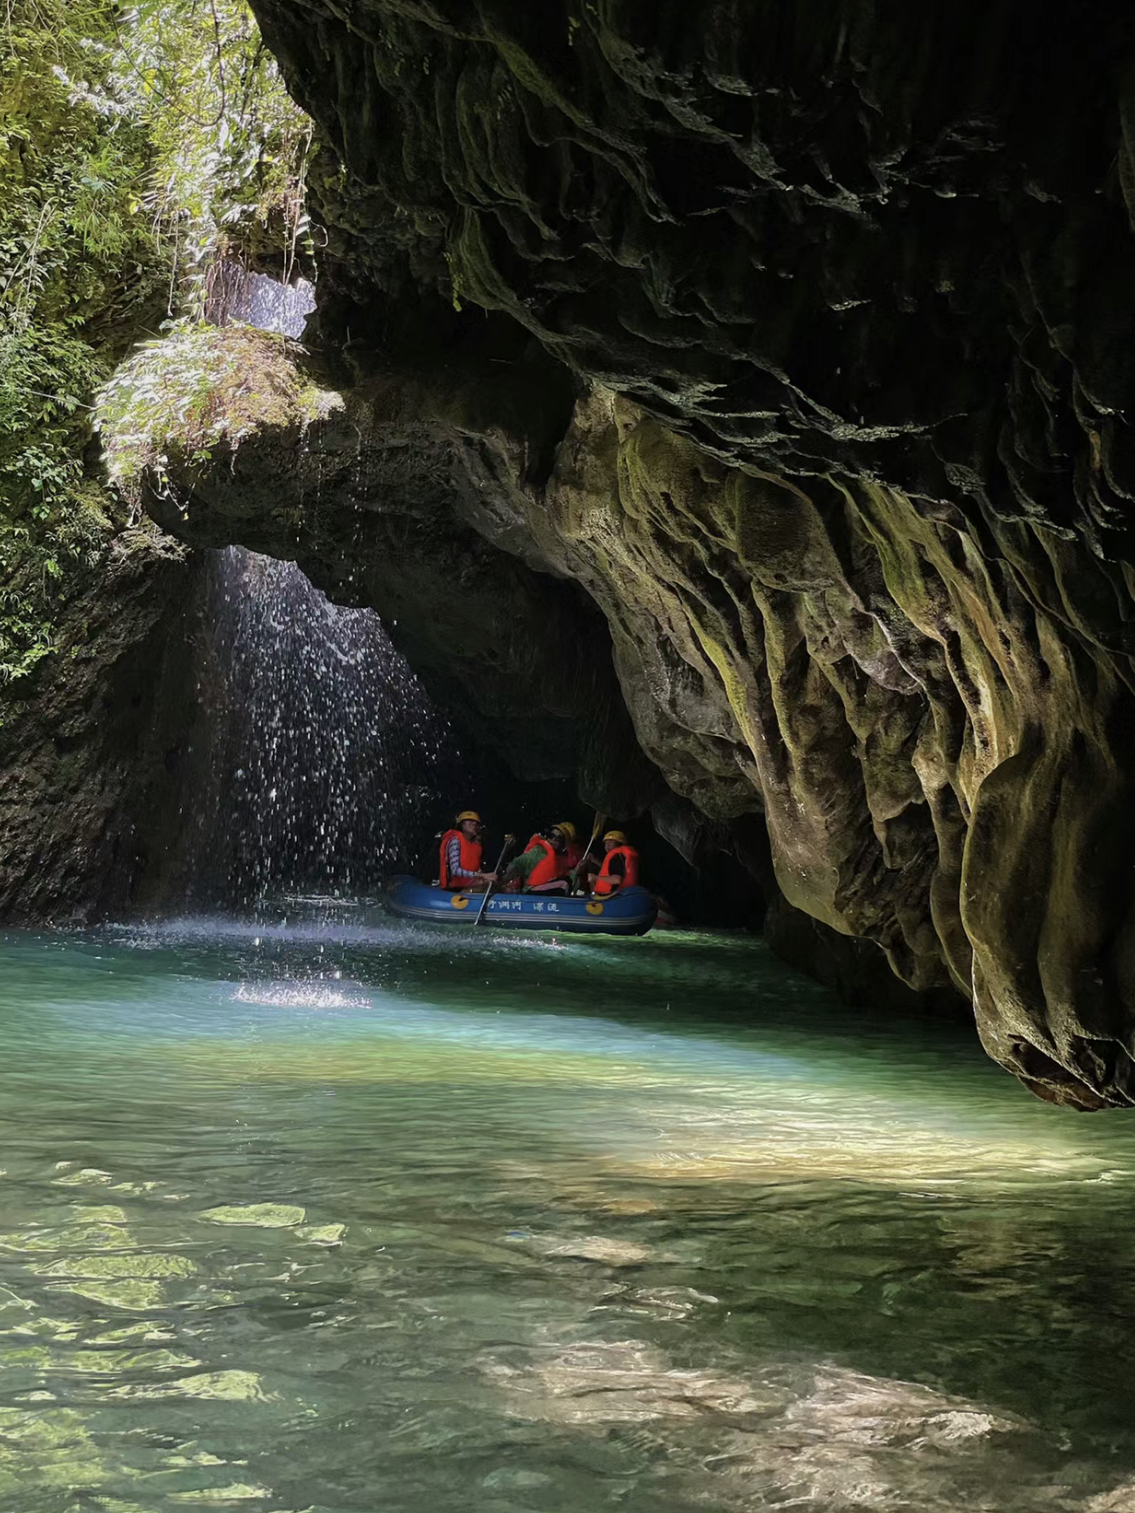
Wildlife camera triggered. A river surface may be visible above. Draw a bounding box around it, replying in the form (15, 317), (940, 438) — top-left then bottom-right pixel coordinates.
(3, 914), (1135, 1512)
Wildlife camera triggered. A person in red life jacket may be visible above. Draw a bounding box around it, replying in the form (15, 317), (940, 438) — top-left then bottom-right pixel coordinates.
(558, 821), (583, 878)
(437, 810), (497, 892)
(577, 829), (641, 897)
(500, 821), (579, 894)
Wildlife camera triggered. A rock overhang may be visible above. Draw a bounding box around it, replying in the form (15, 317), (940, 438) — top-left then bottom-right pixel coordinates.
(136, 0), (1135, 1108)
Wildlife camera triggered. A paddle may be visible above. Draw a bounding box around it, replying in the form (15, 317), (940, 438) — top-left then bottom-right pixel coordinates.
(474, 834), (515, 926)
(572, 812), (606, 895)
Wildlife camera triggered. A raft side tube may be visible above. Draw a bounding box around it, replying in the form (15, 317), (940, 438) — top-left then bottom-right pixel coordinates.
(383, 877), (657, 936)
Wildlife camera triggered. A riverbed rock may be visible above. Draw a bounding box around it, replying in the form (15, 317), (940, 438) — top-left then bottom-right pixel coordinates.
(131, 0), (1135, 1105)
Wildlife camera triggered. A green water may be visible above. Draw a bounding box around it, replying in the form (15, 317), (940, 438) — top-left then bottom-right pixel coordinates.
(4, 915), (1135, 1512)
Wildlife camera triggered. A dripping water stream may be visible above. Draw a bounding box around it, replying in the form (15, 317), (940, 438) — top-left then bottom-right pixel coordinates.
(184, 547), (466, 908)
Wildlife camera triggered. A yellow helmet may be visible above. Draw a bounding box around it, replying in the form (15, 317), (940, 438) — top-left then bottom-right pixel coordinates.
(604, 829), (628, 843)
(456, 809), (481, 824)
(553, 820), (578, 843)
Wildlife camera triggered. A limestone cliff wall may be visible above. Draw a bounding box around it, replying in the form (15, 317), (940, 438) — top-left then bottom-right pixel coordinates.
(155, 0), (1135, 1105)
(0, 531), (204, 923)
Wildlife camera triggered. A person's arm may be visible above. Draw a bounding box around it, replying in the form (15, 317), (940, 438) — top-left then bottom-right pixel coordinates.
(448, 836), (483, 883)
(604, 853), (627, 891)
(503, 845), (543, 885)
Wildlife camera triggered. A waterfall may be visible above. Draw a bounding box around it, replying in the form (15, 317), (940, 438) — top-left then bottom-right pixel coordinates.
(182, 266), (466, 908)
(186, 547), (466, 908)
(205, 263), (316, 336)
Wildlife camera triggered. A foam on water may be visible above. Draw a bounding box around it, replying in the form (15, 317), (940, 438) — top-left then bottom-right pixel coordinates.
(108, 913), (573, 956)
(231, 981), (372, 1010)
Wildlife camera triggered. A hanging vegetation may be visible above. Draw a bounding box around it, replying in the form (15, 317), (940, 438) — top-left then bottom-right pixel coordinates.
(0, 0), (311, 690)
(98, 320), (338, 493)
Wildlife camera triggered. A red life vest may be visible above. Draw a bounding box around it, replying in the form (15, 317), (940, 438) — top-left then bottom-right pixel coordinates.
(562, 842), (583, 877)
(525, 834), (560, 889)
(438, 828), (482, 889)
(594, 844), (639, 896)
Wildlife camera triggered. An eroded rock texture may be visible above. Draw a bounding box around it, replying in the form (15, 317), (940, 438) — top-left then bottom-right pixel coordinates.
(195, 0), (1135, 1106)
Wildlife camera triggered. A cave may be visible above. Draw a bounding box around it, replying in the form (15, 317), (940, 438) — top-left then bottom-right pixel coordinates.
(5, 1), (1135, 1105)
(41, 0), (1129, 1109)
(10, 2), (1135, 1504)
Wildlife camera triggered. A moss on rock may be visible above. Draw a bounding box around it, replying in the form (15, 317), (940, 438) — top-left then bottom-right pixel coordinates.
(98, 321), (341, 492)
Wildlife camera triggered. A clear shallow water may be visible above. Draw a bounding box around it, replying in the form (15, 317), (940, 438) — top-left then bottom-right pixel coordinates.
(3, 916), (1135, 1512)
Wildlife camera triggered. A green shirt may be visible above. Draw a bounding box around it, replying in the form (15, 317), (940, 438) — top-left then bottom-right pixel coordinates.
(502, 844), (547, 886)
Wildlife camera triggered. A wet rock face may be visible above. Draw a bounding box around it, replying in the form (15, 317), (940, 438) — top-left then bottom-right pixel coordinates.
(230, 0), (1135, 1105)
(0, 533), (202, 924)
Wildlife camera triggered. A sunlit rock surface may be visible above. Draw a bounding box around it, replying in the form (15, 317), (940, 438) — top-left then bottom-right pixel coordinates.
(139, 0), (1135, 1105)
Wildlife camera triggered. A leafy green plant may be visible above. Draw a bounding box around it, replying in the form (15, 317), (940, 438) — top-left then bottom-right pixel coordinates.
(108, 0), (313, 307)
(0, 0), (312, 693)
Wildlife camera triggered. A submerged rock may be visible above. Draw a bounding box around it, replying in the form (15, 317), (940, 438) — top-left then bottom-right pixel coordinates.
(514, 1232), (655, 1266)
(480, 1342), (1094, 1510)
(198, 1203), (306, 1228)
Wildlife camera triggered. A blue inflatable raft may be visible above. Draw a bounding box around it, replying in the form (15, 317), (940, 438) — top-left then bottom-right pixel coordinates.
(383, 876), (658, 936)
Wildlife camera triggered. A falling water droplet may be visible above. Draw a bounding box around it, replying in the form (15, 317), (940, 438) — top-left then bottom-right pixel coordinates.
(180, 267), (469, 910)
(183, 547), (470, 909)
